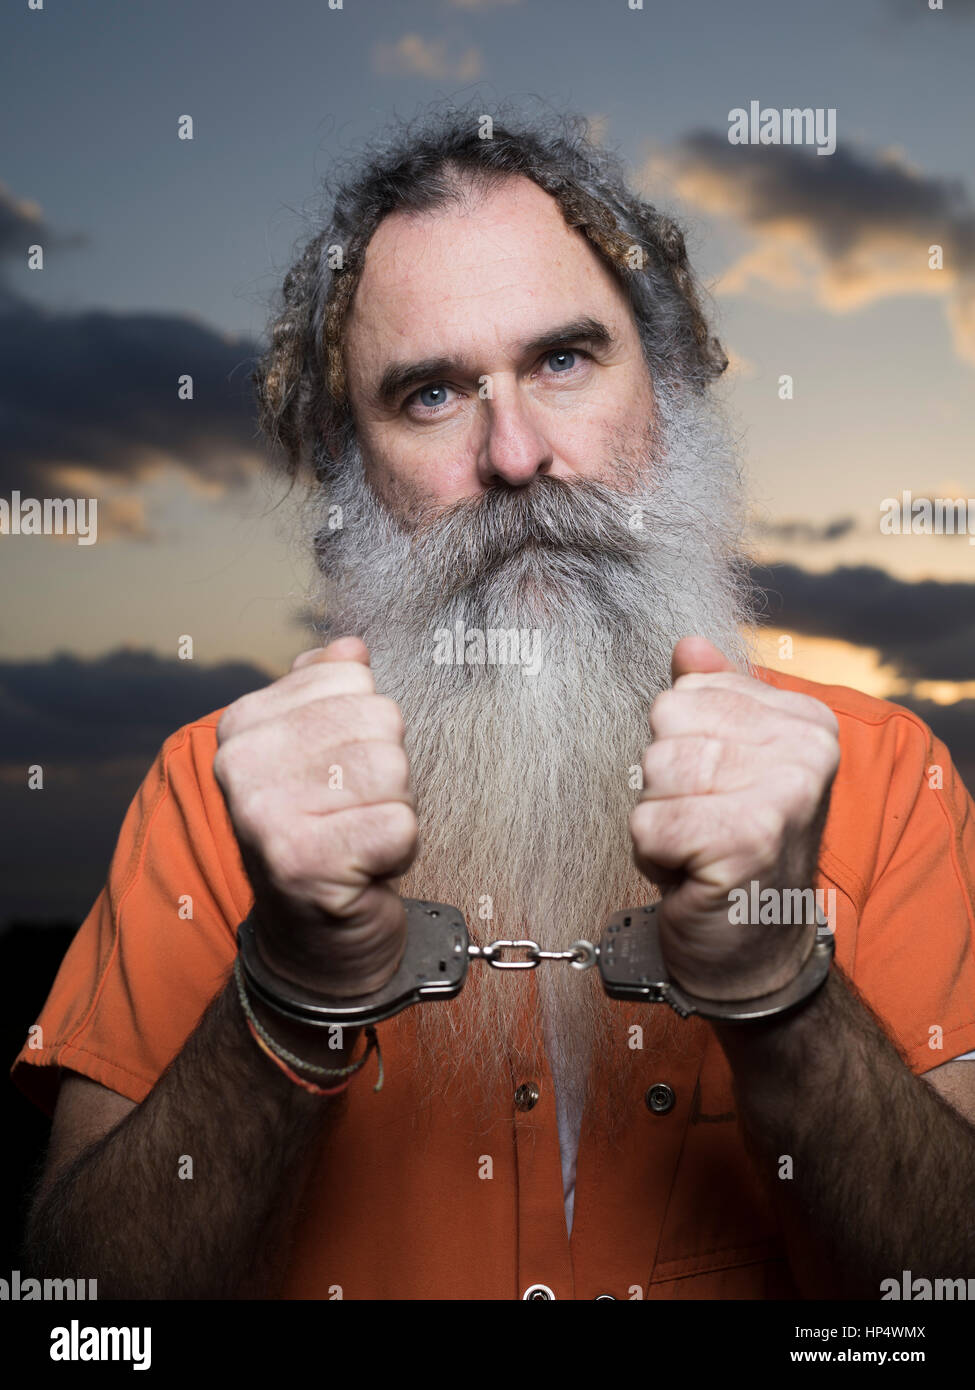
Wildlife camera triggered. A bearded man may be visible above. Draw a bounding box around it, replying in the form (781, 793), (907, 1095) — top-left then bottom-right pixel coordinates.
(13, 107), (975, 1302)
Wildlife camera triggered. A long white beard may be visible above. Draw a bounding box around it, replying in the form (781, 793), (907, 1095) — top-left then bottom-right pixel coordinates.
(301, 380), (759, 1136)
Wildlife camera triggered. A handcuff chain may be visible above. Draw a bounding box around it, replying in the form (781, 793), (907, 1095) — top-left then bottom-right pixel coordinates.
(468, 938), (598, 971)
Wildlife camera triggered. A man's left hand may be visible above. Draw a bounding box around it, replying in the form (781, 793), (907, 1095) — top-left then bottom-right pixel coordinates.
(629, 636), (841, 1002)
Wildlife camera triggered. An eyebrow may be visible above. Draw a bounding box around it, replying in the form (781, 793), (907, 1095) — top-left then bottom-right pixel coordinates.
(372, 315), (616, 408)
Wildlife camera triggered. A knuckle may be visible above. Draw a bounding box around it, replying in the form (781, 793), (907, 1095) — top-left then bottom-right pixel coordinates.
(378, 741), (412, 795)
(629, 798), (659, 841)
(220, 689), (266, 736)
(233, 786), (275, 843)
(295, 659), (375, 696)
(820, 705), (840, 736)
(811, 720), (841, 763)
(798, 696), (840, 738)
(748, 801), (786, 851)
(212, 742), (231, 785)
(792, 724), (840, 780)
(641, 740), (665, 777)
(212, 739), (243, 790)
(779, 760), (822, 806)
(262, 829), (307, 894)
(649, 687), (680, 728)
(351, 741), (413, 801)
(377, 798), (419, 851)
(216, 704), (242, 745)
(695, 735), (724, 792)
(805, 694), (837, 726)
(366, 694), (406, 742)
(342, 801), (418, 880)
(311, 692), (404, 742)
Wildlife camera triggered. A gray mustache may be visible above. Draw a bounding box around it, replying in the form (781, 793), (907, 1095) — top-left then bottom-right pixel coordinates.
(409, 475), (648, 587)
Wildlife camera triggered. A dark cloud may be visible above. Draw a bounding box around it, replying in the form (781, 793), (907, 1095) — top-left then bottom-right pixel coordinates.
(0, 180), (87, 275)
(0, 649), (274, 922)
(0, 299), (264, 496)
(0, 180), (265, 500)
(0, 648), (272, 765)
(661, 130), (975, 362)
(752, 562), (975, 681)
(673, 129), (975, 271)
(0, 757), (169, 922)
(754, 516), (858, 544)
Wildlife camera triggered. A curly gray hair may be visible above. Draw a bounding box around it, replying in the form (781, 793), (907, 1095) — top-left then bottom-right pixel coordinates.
(252, 101), (727, 484)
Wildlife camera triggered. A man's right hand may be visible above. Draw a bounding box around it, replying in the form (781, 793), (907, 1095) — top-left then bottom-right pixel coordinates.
(213, 636), (418, 998)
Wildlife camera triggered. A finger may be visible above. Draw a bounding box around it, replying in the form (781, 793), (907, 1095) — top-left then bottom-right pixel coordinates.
(266, 739), (415, 818)
(217, 694), (404, 777)
(217, 661), (377, 741)
(263, 693), (405, 755)
(291, 636), (371, 671)
(649, 686), (787, 746)
(627, 855), (683, 891)
(649, 684), (837, 746)
(638, 735), (764, 800)
(296, 801), (421, 912)
(670, 636), (739, 683)
(671, 671), (840, 733)
(630, 792), (783, 886)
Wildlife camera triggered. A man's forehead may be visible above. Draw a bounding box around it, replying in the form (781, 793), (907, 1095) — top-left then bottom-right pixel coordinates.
(344, 175), (626, 392)
(357, 173), (586, 282)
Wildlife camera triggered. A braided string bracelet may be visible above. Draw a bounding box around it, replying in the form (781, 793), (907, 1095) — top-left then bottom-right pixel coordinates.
(233, 955), (384, 1094)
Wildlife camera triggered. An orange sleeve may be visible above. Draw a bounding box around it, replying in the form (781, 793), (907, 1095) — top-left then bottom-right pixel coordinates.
(8, 714), (253, 1117)
(848, 709), (975, 1076)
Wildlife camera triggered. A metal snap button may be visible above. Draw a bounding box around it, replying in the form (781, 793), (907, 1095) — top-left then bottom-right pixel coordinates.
(514, 1081), (540, 1111)
(645, 1082), (675, 1114)
(522, 1283), (556, 1300)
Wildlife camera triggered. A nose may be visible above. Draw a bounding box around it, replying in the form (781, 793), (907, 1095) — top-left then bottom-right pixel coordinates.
(477, 380), (556, 488)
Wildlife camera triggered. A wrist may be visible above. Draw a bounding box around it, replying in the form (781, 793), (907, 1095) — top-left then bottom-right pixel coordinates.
(253, 910), (408, 1000)
(247, 990), (364, 1071)
(661, 913), (820, 1003)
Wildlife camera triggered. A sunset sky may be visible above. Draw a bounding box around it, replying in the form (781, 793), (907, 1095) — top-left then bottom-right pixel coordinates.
(2, 0), (974, 919)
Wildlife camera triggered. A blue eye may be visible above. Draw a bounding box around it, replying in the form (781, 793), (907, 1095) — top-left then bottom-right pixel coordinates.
(547, 349), (577, 372)
(418, 384), (449, 407)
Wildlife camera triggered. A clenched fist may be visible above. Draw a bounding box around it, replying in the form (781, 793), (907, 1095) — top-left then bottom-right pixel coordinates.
(630, 636), (841, 1002)
(213, 636), (418, 999)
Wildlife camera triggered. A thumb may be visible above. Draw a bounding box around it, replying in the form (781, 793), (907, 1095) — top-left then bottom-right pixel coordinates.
(670, 635), (737, 684)
(291, 635), (372, 671)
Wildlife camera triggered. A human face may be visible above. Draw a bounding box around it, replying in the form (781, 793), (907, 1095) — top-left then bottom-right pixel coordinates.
(342, 174), (657, 522)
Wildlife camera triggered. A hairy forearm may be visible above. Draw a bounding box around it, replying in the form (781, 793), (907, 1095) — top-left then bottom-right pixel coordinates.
(24, 975), (362, 1299)
(712, 964), (975, 1298)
